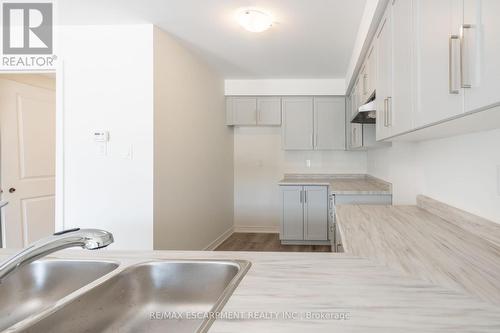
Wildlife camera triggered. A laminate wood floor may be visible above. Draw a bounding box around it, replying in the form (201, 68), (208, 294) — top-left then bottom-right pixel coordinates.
(214, 233), (331, 252)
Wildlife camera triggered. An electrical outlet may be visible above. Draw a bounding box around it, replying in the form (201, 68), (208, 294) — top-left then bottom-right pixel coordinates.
(306, 159), (311, 168)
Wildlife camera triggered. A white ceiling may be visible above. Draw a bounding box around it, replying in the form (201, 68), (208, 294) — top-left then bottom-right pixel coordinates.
(57, 0), (367, 79)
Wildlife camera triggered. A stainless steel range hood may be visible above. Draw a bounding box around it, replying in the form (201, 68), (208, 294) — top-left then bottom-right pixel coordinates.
(351, 98), (376, 124)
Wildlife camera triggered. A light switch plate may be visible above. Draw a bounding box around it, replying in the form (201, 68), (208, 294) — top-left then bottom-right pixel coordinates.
(306, 159), (311, 168)
(93, 130), (109, 142)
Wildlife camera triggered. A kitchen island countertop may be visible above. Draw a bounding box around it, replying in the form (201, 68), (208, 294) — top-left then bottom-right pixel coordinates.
(1, 248), (500, 332)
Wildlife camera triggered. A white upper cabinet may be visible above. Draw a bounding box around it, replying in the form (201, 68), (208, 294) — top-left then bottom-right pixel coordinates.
(347, 93), (363, 149)
(376, 7), (393, 141)
(282, 97), (314, 150)
(350, 0), (499, 141)
(226, 97), (281, 126)
(314, 97), (346, 150)
(376, 0), (414, 140)
(391, 0), (414, 135)
(366, 41), (377, 99)
(257, 97), (282, 125)
(359, 64), (368, 104)
(462, 0), (500, 113)
(414, 0), (464, 127)
(351, 78), (360, 119)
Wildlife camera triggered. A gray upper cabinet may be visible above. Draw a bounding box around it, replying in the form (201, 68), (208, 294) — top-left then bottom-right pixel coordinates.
(282, 96), (346, 151)
(314, 97), (346, 150)
(303, 186), (328, 241)
(257, 97), (282, 125)
(226, 97), (257, 125)
(282, 97), (314, 150)
(226, 96), (281, 126)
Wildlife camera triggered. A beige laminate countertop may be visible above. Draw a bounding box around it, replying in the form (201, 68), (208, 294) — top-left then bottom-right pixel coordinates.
(1, 249), (500, 332)
(336, 204), (500, 306)
(278, 174), (392, 195)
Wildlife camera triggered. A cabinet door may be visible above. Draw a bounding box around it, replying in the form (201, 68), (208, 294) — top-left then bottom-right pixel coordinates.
(376, 7), (393, 140)
(282, 97), (314, 150)
(391, 0), (414, 135)
(231, 97), (257, 125)
(348, 88), (363, 149)
(304, 186), (328, 241)
(463, 0), (500, 113)
(414, 0), (463, 127)
(360, 64), (368, 104)
(257, 97), (281, 125)
(314, 97), (346, 150)
(355, 76), (364, 110)
(350, 123), (363, 148)
(366, 41), (377, 98)
(352, 79), (359, 118)
(280, 186), (304, 241)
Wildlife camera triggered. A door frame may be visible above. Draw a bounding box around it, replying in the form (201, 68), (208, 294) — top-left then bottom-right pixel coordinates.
(0, 64), (65, 247)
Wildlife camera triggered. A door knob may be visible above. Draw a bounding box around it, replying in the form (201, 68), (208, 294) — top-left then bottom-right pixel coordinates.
(8, 188), (16, 193)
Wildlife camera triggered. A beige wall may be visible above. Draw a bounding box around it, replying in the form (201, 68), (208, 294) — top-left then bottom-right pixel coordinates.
(153, 27), (233, 250)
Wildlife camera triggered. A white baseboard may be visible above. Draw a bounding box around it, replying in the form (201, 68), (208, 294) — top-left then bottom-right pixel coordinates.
(203, 227), (234, 251)
(233, 225), (280, 233)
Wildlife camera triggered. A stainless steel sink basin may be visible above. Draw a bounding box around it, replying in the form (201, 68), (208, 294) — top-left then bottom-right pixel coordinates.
(21, 260), (250, 333)
(0, 259), (118, 331)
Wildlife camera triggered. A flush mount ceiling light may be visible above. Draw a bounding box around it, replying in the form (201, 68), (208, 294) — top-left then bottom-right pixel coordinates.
(236, 8), (273, 33)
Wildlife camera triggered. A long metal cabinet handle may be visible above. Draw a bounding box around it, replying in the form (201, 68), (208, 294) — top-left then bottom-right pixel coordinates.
(383, 98), (388, 127)
(304, 190), (307, 203)
(299, 190), (303, 203)
(387, 97), (392, 127)
(460, 24), (473, 89)
(449, 35), (460, 94)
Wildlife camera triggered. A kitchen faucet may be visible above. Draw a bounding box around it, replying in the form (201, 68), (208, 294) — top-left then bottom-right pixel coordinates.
(0, 228), (114, 282)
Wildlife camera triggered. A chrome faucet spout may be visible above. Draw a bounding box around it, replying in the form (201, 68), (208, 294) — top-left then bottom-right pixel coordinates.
(0, 228), (114, 282)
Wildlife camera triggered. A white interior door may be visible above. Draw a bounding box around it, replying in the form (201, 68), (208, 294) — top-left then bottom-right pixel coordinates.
(0, 77), (56, 248)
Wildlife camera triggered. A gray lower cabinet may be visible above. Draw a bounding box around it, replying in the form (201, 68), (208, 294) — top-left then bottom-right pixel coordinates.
(280, 185), (328, 243)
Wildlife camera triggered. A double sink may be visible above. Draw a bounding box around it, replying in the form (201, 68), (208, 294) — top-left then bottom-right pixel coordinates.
(0, 258), (250, 333)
